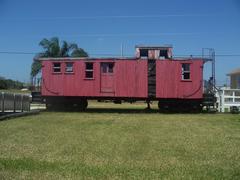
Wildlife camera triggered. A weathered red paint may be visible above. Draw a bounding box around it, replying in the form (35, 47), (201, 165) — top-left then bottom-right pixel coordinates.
(41, 58), (203, 100)
(156, 59), (203, 99)
(41, 59), (148, 98)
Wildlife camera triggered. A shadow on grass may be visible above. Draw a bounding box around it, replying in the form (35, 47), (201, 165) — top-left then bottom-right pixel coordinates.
(45, 108), (205, 114)
(86, 108), (160, 114)
(46, 108), (159, 114)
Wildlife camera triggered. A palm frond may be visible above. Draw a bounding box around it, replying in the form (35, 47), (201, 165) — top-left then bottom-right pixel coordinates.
(31, 37), (89, 78)
(39, 38), (51, 50)
(71, 48), (88, 57)
(60, 41), (70, 57)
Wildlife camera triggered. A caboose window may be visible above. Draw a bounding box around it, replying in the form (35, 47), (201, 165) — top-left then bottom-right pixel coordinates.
(140, 49), (148, 58)
(85, 62), (94, 79)
(53, 63), (61, 73)
(182, 63), (190, 80)
(101, 63), (114, 73)
(101, 63), (108, 73)
(159, 50), (168, 59)
(108, 63), (114, 73)
(65, 62), (73, 73)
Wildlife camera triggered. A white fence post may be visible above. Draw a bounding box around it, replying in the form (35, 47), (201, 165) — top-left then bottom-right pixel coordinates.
(222, 89), (225, 112)
(217, 88), (240, 112)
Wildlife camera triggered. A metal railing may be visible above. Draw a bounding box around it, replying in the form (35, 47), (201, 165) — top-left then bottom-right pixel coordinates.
(0, 92), (31, 113)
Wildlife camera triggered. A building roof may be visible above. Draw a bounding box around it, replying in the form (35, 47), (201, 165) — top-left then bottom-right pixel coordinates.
(227, 68), (240, 76)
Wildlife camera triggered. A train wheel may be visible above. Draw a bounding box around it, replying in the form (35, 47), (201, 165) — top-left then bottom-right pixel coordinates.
(158, 101), (169, 113)
(46, 103), (64, 111)
(158, 100), (202, 113)
(79, 99), (88, 111)
(191, 104), (202, 113)
(46, 103), (53, 110)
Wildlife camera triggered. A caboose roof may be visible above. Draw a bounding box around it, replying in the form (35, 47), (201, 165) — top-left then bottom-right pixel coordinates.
(135, 45), (172, 49)
(37, 57), (137, 61)
(37, 57), (203, 62)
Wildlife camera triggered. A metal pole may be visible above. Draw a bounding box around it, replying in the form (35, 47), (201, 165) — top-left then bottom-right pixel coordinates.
(28, 96), (31, 111)
(13, 94), (16, 113)
(212, 50), (216, 88)
(21, 95), (24, 112)
(1, 92), (4, 113)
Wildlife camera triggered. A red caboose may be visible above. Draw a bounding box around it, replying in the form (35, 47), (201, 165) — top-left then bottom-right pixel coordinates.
(39, 45), (207, 111)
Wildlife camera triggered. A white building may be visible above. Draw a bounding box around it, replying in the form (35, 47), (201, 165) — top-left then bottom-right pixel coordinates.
(216, 87), (240, 112)
(215, 68), (240, 112)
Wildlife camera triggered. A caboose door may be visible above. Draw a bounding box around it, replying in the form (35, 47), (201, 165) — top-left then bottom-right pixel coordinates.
(100, 62), (115, 93)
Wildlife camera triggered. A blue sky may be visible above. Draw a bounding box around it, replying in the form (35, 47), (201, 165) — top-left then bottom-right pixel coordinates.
(0, 0), (240, 85)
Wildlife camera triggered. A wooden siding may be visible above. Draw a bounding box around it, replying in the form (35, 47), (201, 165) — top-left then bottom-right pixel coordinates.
(41, 59), (148, 98)
(156, 60), (203, 99)
(41, 58), (203, 100)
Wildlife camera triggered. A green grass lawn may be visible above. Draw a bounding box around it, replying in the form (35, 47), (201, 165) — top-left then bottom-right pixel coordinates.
(0, 102), (240, 179)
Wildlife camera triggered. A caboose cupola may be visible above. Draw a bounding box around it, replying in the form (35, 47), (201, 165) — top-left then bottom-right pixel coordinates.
(135, 45), (173, 59)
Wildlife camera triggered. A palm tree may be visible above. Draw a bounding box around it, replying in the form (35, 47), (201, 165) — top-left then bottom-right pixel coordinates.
(31, 37), (88, 78)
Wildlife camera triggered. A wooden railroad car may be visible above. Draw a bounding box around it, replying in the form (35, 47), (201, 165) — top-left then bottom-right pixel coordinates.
(39, 45), (208, 112)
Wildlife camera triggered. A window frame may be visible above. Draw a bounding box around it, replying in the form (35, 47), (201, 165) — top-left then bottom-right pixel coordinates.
(181, 63), (191, 81)
(101, 62), (114, 74)
(139, 49), (148, 58)
(52, 62), (62, 74)
(65, 62), (74, 74)
(85, 62), (94, 79)
(108, 63), (114, 73)
(159, 50), (169, 59)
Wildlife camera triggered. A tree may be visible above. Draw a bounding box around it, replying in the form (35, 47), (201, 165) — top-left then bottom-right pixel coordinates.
(0, 76), (24, 89)
(31, 37), (88, 78)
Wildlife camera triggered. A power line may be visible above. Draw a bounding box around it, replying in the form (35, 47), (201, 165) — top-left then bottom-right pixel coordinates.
(57, 32), (201, 37)
(1, 32), (203, 38)
(0, 14), (215, 21)
(0, 51), (35, 55)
